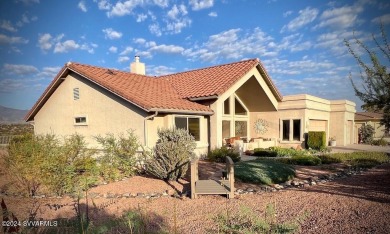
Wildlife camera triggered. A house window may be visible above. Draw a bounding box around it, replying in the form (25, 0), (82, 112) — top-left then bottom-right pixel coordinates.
(282, 120), (290, 140)
(223, 98), (230, 115)
(235, 98), (247, 115)
(222, 120), (230, 139)
(281, 119), (301, 141)
(74, 116), (87, 125)
(235, 121), (247, 137)
(175, 117), (200, 141)
(73, 88), (80, 100)
(293, 119), (301, 140)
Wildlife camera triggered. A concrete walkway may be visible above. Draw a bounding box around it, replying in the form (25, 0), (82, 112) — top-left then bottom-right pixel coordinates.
(330, 144), (390, 153)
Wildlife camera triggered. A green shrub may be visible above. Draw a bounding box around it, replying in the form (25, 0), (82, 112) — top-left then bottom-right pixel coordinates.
(318, 154), (343, 164)
(253, 148), (278, 157)
(307, 131), (326, 150)
(269, 146), (309, 157)
(359, 124), (375, 144)
(95, 130), (140, 181)
(235, 159), (295, 184)
(144, 128), (196, 181)
(207, 146), (240, 162)
(372, 138), (388, 146)
(278, 155), (322, 166)
(320, 152), (389, 168)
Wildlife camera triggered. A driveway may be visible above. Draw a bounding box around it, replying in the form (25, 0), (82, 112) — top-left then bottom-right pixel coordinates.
(330, 144), (390, 153)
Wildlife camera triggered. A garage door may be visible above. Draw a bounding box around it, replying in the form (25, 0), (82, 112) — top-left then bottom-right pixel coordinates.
(308, 120), (327, 132)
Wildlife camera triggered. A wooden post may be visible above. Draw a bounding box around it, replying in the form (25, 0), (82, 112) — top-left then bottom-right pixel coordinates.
(190, 158), (199, 199)
(225, 156), (235, 199)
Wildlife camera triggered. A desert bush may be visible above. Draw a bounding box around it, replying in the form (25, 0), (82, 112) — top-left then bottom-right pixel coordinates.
(95, 130), (140, 181)
(359, 124), (375, 144)
(144, 128), (196, 181)
(269, 146), (309, 157)
(372, 138), (388, 146)
(5, 134), (55, 196)
(212, 204), (305, 233)
(42, 134), (99, 195)
(3, 133), (99, 196)
(253, 148), (278, 157)
(307, 131), (326, 150)
(207, 146), (240, 162)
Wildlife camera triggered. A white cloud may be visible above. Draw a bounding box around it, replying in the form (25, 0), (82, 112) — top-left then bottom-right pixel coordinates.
(0, 20), (18, 32)
(149, 44), (184, 54)
(120, 46), (134, 55)
(78, 1), (87, 12)
(149, 23), (162, 36)
(208, 11), (217, 17)
(0, 34), (28, 44)
(16, 13), (38, 27)
(118, 56), (130, 63)
(152, 0), (169, 8)
(283, 10), (293, 17)
(164, 4), (191, 34)
(371, 14), (390, 25)
(183, 27), (276, 62)
(189, 0), (214, 11)
(54, 40), (80, 53)
(167, 4), (187, 20)
(108, 0), (139, 17)
(37, 33), (64, 52)
(315, 3), (364, 29)
(136, 13), (148, 22)
(166, 18), (192, 34)
(2, 64), (39, 75)
(0, 79), (26, 93)
(52, 38), (96, 54)
(134, 38), (146, 44)
(102, 28), (122, 39)
(281, 7), (318, 32)
(109, 46), (118, 53)
(38, 66), (61, 78)
(94, 0), (111, 10)
(147, 65), (176, 76)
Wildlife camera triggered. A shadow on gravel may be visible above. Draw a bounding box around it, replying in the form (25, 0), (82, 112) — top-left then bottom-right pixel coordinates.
(2, 197), (171, 234)
(301, 163), (390, 204)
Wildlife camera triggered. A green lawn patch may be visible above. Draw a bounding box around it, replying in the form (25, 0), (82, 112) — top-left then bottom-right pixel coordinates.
(319, 152), (389, 168)
(234, 159), (295, 185)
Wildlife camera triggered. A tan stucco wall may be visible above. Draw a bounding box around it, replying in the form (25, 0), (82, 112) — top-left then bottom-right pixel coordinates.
(34, 73), (147, 148)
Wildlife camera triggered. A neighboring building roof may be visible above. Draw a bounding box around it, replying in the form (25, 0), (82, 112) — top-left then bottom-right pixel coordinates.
(355, 112), (383, 121)
(25, 58), (283, 121)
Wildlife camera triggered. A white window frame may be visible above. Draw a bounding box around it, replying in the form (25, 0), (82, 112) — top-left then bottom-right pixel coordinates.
(173, 115), (201, 142)
(74, 115), (88, 126)
(280, 118), (303, 142)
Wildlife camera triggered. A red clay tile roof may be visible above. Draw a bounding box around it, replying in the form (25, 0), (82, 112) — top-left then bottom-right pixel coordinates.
(160, 58), (282, 101)
(355, 112), (383, 121)
(26, 58), (283, 121)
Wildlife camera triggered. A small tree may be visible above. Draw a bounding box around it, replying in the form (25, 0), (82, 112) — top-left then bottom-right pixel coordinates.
(344, 23), (390, 131)
(95, 130), (140, 181)
(145, 128), (196, 181)
(359, 124), (375, 144)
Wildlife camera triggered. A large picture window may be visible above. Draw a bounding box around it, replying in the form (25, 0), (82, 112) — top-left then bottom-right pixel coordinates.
(293, 119), (301, 140)
(175, 117), (200, 141)
(282, 120), (290, 141)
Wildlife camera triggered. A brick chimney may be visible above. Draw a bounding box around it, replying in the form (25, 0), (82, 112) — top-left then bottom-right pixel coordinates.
(130, 55), (145, 75)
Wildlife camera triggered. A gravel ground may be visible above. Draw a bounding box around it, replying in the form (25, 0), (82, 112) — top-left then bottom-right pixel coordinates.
(1, 161), (390, 233)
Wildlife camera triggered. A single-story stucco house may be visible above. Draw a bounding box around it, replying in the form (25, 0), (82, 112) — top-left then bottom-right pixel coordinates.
(354, 112), (390, 143)
(25, 57), (356, 155)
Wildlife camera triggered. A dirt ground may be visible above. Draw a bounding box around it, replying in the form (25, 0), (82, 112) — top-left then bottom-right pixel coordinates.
(1, 157), (390, 233)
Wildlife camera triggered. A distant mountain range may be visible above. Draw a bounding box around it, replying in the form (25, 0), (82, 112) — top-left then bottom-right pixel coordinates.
(0, 105), (29, 123)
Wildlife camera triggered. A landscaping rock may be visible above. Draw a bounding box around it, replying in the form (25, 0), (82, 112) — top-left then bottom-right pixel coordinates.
(122, 193), (130, 198)
(137, 193), (145, 198)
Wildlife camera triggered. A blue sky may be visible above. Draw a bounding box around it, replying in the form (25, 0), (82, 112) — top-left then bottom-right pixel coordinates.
(0, 0), (389, 111)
